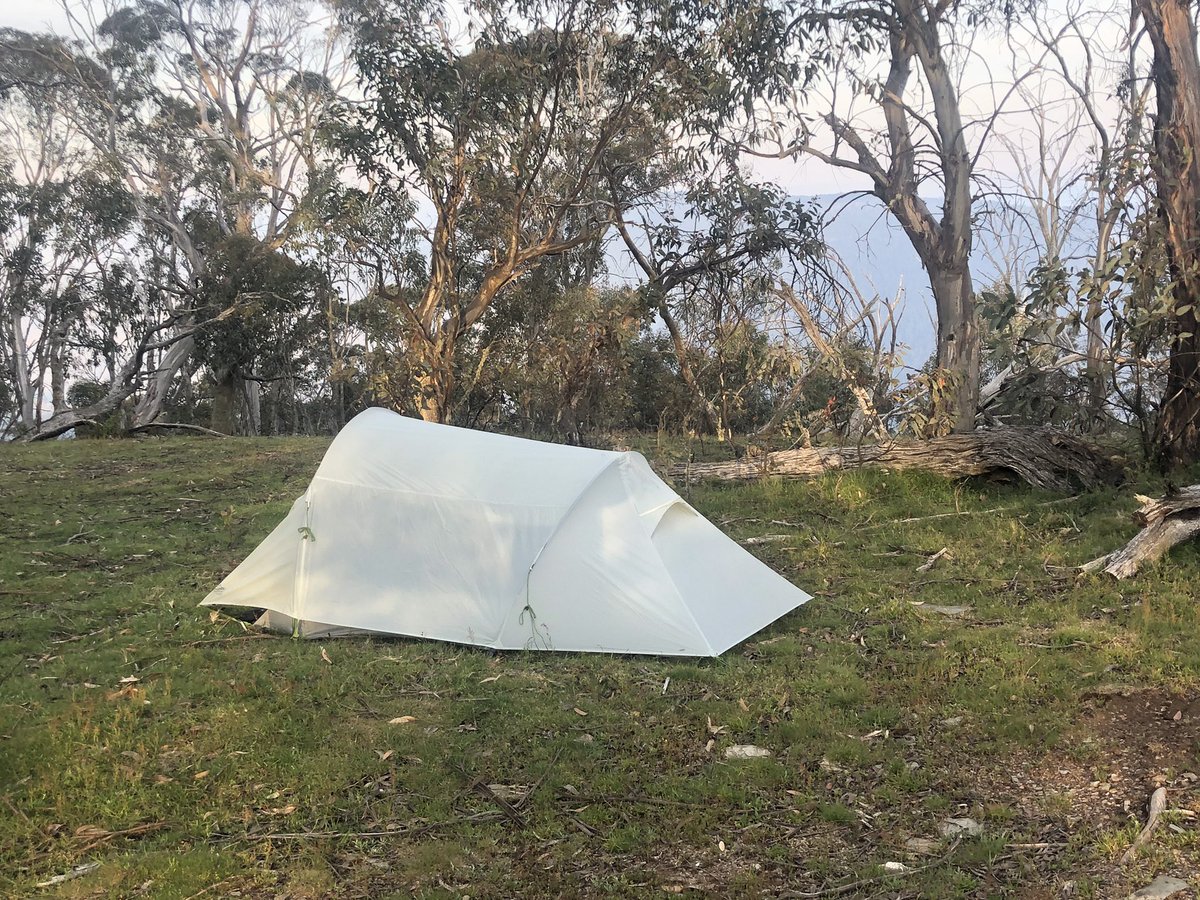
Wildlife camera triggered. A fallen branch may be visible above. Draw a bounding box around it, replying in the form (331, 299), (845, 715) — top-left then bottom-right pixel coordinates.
(73, 821), (170, 853)
(1121, 786), (1168, 864)
(916, 548), (949, 573)
(217, 810), (506, 843)
(669, 428), (1121, 493)
(1083, 487), (1200, 579)
(782, 838), (962, 898)
(127, 422), (227, 437)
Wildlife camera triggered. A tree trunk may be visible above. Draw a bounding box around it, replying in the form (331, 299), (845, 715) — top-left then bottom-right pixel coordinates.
(667, 427), (1121, 493)
(244, 378), (261, 436)
(49, 333), (66, 415)
(9, 306), (35, 431)
(930, 267), (980, 434)
(132, 332), (195, 427)
(1083, 486), (1200, 578)
(211, 367), (238, 435)
(1139, 0), (1200, 469)
(415, 367), (452, 423)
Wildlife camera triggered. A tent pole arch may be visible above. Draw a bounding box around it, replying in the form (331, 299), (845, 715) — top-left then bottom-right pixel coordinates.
(491, 454), (623, 648)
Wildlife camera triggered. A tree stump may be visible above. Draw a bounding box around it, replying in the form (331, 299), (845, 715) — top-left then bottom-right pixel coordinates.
(1082, 486), (1200, 578)
(667, 428), (1122, 493)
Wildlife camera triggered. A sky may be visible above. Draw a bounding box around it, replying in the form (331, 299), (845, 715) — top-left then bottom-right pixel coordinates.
(2, 0), (1130, 366)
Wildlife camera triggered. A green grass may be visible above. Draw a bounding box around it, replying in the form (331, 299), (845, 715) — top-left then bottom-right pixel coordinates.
(2, 436), (1199, 897)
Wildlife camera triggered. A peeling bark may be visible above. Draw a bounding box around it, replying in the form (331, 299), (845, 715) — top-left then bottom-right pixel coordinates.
(1082, 486), (1200, 578)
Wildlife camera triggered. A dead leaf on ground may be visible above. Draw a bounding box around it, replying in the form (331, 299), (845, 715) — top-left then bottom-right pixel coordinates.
(389, 715), (416, 725)
(106, 684), (143, 701)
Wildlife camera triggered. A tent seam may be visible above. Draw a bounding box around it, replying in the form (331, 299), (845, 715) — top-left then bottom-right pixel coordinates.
(490, 454), (624, 648)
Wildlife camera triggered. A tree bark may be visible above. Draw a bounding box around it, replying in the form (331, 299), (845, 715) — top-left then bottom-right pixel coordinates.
(1083, 486), (1200, 578)
(415, 364), (453, 424)
(244, 378), (261, 436)
(1139, 0), (1200, 468)
(8, 305), (35, 430)
(210, 367), (238, 435)
(132, 332), (195, 427)
(667, 427), (1122, 493)
(930, 266), (980, 433)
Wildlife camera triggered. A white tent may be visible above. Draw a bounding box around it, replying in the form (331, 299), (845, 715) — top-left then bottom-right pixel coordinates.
(202, 407), (810, 656)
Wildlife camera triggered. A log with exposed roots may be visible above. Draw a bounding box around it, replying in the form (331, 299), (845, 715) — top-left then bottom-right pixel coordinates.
(1082, 486), (1200, 579)
(666, 427), (1122, 493)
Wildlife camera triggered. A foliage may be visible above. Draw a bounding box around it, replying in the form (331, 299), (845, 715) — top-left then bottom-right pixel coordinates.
(192, 235), (329, 386)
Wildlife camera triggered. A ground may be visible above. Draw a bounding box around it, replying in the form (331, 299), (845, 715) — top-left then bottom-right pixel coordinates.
(1, 435), (1199, 899)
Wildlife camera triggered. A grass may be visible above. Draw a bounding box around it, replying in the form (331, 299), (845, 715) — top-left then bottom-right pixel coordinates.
(1, 435), (1199, 898)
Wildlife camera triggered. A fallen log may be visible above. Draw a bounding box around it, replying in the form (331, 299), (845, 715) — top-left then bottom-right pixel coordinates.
(127, 421), (226, 437)
(1082, 486), (1200, 579)
(667, 428), (1122, 493)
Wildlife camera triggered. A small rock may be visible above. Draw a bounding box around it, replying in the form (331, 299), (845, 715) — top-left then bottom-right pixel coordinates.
(574, 733), (594, 743)
(904, 837), (942, 855)
(1127, 875), (1189, 900)
(724, 744), (772, 760)
(940, 716), (963, 727)
(881, 861), (907, 874)
(939, 817), (983, 837)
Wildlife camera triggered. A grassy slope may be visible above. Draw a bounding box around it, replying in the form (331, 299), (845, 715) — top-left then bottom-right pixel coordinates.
(1, 436), (1198, 899)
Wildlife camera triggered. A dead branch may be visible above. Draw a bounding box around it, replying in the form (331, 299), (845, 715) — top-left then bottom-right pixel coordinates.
(782, 838), (962, 898)
(1082, 487), (1200, 578)
(127, 422), (227, 437)
(1121, 786), (1168, 864)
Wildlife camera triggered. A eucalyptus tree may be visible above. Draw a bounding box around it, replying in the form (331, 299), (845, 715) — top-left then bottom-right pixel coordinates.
(609, 164), (820, 437)
(1135, 0), (1200, 468)
(46, 0), (350, 433)
(740, 0), (1003, 435)
(335, 0), (801, 423)
(0, 29), (144, 438)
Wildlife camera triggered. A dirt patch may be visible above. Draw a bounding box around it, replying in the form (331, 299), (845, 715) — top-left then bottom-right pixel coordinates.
(985, 689), (1200, 823)
(975, 689), (1200, 897)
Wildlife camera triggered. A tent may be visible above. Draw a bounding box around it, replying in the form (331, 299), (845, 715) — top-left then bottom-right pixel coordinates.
(201, 408), (810, 656)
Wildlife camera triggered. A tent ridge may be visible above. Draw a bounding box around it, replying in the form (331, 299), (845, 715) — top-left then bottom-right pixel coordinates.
(308, 473), (586, 510)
